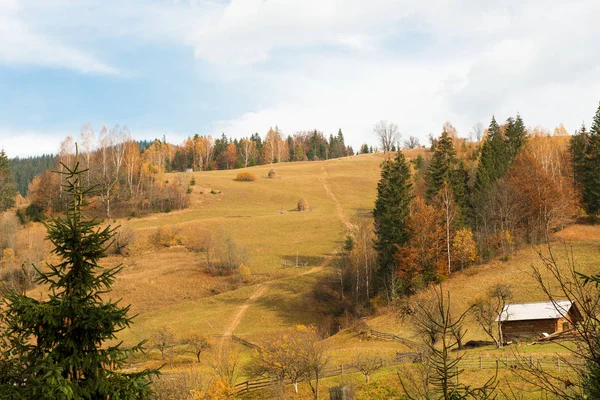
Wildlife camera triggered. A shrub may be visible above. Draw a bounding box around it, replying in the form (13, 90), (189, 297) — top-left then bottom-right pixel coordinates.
(234, 172), (257, 181)
(267, 169), (276, 179)
(297, 197), (309, 211)
(111, 226), (136, 255)
(152, 225), (179, 247)
(190, 176), (196, 186)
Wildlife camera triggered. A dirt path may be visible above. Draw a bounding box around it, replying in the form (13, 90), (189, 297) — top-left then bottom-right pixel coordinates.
(220, 168), (351, 344)
(320, 166), (356, 232)
(220, 264), (329, 346)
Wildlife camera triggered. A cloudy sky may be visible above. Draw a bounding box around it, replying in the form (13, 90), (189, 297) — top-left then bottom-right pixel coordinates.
(1, 0), (599, 158)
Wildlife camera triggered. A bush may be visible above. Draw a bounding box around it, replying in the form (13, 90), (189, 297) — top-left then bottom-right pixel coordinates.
(189, 176), (196, 186)
(267, 169), (276, 179)
(152, 225), (180, 247)
(234, 172), (257, 182)
(111, 226), (136, 255)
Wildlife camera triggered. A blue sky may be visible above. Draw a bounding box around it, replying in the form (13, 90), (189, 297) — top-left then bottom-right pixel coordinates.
(1, 0), (600, 157)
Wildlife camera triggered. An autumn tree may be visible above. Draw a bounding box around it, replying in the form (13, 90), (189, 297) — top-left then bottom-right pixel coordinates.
(0, 150), (15, 212)
(0, 159), (157, 398)
(374, 120), (401, 152)
(451, 228), (477, 270)
(182, 332), (211, 363)
(395, 197), (445, 294)
(373, 151), (413, 301)
(239, 138), (257, 167)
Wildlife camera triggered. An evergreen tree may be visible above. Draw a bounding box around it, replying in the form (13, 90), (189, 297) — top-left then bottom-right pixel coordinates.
(0, 159), (158, 398)
(474, 116), (507, 194)
(0, 150), (16, 211)
(373, 151), (413, 301)
(570, 123), (588, 206)
(582, 102), (600, 216)
(424, 131), (470, 224)
(505, 113), (526, 159)
(425, 130), (457, 201)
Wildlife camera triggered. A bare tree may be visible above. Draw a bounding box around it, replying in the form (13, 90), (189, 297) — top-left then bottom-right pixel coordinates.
(351, 351), (383, 384)
(507, 245), (600, 399)
(435, 182), (457, 275)
(471, 283), (512, 348)
(182, 332), (211, 363)
(79, 123), (95, 186)
(211, 344), (240, 386)
(239, 138), (257, 168)
(403, 136), (420, 149)
(471, 122), (484, 142)
(373, 120), (401, 152)
(150, 326), (175, 359)
(402, 285), (497, 400)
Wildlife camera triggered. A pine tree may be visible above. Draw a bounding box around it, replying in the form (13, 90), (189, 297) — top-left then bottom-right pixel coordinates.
(582, 102), (600, 216)
(570, 123), (588, 207)
(474, 116), (507, 194)
(505, 113), (526, 159)
(373, 151), (414, 301)
(425, 130), (458, 201)
(424, 131), (470, 225)
(0, 158), (158, 398)
(0, 150), (16, 212)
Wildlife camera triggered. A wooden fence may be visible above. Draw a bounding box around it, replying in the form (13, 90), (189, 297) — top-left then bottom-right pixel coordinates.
(231, 335), (260, 351)
(366, 327), (418, 348)
(233, 353), (582, 396)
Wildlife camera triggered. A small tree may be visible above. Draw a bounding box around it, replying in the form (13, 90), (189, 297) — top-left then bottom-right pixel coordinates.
(373, 120), (401, 153)
(182, 332), (211, 363)
(0, 157), (157, 398)
(150, 326), (176, 359)
(401, 285), (497, 400)
(351, 352), (383, 384)
(471, 283), (512, 348)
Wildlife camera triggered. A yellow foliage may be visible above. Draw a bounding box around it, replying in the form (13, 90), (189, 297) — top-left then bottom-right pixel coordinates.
(234, 172), (257, 181)
(2, 248), (14, 263)
(239, 264), (251, 277)
(190, 379), (235, 400)
(452, 228), (478, 269)
(153, 225), (179, 247)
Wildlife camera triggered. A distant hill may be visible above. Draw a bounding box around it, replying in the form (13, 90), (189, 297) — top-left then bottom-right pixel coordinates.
(10, 154), (57, 196)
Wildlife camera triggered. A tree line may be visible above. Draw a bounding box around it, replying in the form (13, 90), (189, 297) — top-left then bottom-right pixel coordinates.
(371, 103), (600, 301)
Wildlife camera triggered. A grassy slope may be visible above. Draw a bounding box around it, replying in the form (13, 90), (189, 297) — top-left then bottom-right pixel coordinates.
(22, 150), (599, 396)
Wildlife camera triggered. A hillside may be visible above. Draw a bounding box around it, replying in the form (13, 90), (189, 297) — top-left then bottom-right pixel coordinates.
(17, 149), (600, 398)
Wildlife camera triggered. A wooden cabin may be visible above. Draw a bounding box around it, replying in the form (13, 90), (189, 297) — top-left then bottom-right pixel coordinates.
(497, 300), (582, 339)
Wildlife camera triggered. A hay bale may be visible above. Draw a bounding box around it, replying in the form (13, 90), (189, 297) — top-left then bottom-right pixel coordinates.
(297, 197), (309, 211)
(267, 169), (277, 179)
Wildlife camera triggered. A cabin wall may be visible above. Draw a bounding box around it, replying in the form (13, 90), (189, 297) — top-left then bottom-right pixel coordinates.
(502, 319), (558, 339)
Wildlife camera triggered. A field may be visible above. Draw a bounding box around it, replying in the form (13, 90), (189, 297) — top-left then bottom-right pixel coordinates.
(18, 151), (600, 398)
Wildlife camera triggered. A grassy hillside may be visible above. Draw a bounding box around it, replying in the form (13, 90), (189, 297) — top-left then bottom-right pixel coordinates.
(18, 150), (600, 397)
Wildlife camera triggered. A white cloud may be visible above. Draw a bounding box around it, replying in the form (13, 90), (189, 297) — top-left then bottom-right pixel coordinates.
(4, 0), (600, 150)
(0, 0), (118, 74)
(0, 129), (63, 158)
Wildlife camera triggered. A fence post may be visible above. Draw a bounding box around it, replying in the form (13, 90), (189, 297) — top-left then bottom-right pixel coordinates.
(246, 381), (249, 392)
(480, 355), (483, 370)
(341, 364), (344, 375)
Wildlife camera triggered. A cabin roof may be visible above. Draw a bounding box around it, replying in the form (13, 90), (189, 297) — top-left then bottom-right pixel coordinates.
(497, 300), (573, 322)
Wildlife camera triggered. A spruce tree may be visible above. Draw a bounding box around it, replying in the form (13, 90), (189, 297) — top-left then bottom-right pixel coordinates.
(0, 150), (16, 212)
(474, 116), (507, 194)
(570, 123), (588, 206)
(582, 102), (600, 216)
(505, 113), (526, 160)
(425, 130), (458, 201)
(373, 151), (413, 301)
(424, 131), (470, 225)
(0, 158), (157, 398)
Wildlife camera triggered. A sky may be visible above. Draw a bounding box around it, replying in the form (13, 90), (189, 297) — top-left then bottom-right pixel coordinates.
(1, 0), (600, 158)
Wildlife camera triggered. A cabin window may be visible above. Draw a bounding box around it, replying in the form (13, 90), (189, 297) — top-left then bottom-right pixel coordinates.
(562, 322), (570, 331)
